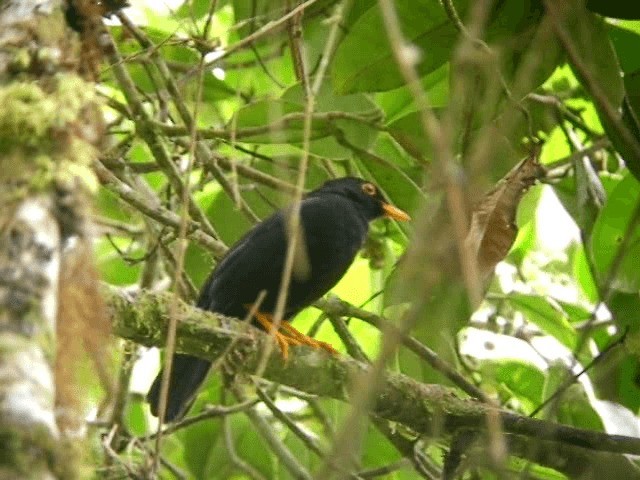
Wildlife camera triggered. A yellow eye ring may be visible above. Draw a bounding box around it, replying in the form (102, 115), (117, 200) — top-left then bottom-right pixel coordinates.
(361, 182), (377, 196)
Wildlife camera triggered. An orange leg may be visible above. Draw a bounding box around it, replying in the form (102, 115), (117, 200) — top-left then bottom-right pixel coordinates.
(253, 311), (338, 358)
(280, 321), (338, 354)
(254, 311), (301, 360)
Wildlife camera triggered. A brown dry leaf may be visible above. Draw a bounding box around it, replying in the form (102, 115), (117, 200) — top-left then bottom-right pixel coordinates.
(465, 146), (545, 282)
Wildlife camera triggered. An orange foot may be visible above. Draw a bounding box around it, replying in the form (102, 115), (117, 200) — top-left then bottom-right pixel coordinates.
(254, 311), (338, 360)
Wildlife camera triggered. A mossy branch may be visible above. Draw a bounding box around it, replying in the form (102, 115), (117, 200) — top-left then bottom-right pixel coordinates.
(108, 288), (640, 477)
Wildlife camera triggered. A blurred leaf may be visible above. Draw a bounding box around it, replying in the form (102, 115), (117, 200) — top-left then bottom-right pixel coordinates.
(232, 98), (323, 143)
(593, 398), (640, 436)
(556, 2), (640, 178)
(386, 109), (441, 162)
(124, 396), (149, 437)
(332, 0), (554, 94)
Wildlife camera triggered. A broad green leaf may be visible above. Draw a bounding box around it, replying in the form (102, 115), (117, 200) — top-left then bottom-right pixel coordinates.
(332, 0), (554, 94)
(232, 99), (323, 143)
(607, 291), (640, 332)
(559, 3), (624, 109)
(557, 3), (640, 176)
(386, 109), (441, 162)
(232, 0), (337, 39)
(232, 83), (381, 161)
(199, 72), (241, 102)
(542, 364), (605, 431)
(507, 293), (578, 350)
(572, 245), (599, 303)
(96, 237), (142, 285)
(494, 359), (546, 406)
(175, 0), (227, 19)
(607, 24), (640, 75)
(458, 328), (546, 407)
(376, 64), (450, 123)
(590, 171), (640, 292)
(607, 22), (640, 132)
(332, 0), (460, 93)
(177, 375), (226, 477)
(361, 423), (403, 470)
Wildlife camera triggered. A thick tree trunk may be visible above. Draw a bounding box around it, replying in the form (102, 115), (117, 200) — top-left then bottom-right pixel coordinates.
(0, 198), (61, 479)
(0, 1), (103, 477)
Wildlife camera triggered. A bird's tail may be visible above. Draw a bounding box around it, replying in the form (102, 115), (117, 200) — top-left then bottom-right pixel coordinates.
(147, 354), (211, 422)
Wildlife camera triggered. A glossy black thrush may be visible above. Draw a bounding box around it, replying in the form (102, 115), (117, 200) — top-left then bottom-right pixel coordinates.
(147, 177), (411, 421)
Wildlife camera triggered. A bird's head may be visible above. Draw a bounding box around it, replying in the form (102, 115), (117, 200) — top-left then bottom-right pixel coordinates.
(310, 177), (411, 222)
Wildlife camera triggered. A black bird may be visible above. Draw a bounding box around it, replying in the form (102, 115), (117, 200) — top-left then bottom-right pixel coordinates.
(147, 177), (411, 422)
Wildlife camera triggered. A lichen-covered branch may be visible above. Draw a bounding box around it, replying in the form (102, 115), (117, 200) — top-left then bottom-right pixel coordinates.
(108, 288), (640, 477)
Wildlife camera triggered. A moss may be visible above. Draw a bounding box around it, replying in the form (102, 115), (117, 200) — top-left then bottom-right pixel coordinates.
(0, 83), (54, 149)
(0, 73), (95, 152)
(0, 73), (99, 199)
(55, 156), (99, 194)
(10, 48), (32, 72)
(0, 426), (57, 478)
(48, 73), (96, 129)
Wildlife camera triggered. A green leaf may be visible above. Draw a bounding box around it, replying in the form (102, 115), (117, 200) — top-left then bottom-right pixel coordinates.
(232, 99), (319, 143)
(507, 293), (578, 350)
(572, 245), (599, 303)
(96, 237), (142, 285)
(607, 24), (640, 148)
(458, 328), (546, 407)
(332, 0), (459, 93)
(232, 0), (338, 40)
(560, 4), (624, 109)
(590, 170), (640, 292)
(175, 0), (225, 19)
(198, 72), (240, 102)
(607, 291), (640, 331)
(543, 364), (605, 431)
(376, 64), (449, 123)
(177, 375), (226, 477)
(232, 83), (381, 160)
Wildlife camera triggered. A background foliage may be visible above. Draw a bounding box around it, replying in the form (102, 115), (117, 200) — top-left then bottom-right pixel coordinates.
(90, 0), (640, 478)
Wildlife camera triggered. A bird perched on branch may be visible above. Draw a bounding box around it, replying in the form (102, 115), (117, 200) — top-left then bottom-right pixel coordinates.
(147, 177), (411, 422)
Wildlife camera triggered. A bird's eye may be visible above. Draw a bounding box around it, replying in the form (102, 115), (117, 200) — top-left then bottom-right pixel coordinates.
(361, 182), (377, 196)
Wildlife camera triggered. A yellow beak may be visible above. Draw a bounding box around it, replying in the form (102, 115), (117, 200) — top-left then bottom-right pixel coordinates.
(381, 203), (411, 222)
